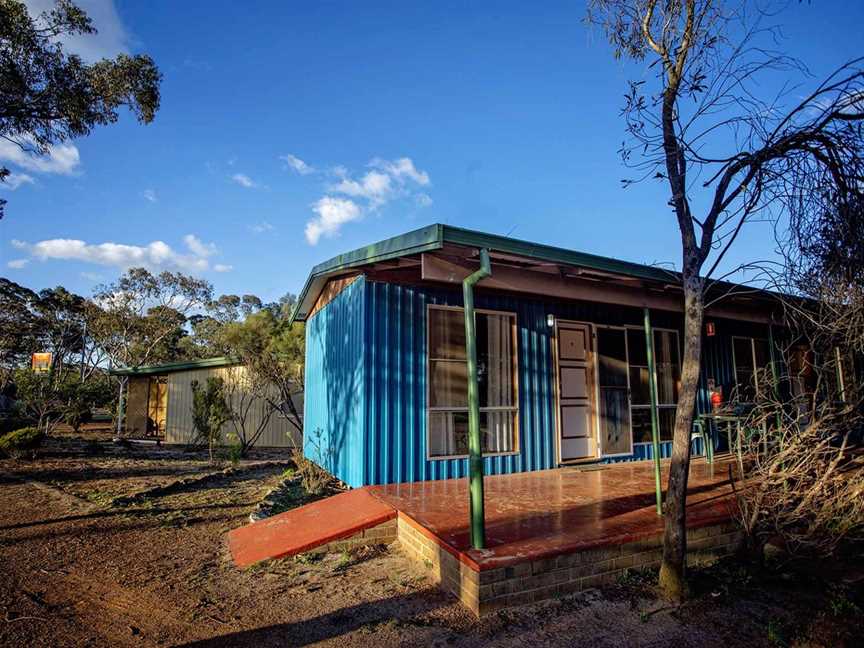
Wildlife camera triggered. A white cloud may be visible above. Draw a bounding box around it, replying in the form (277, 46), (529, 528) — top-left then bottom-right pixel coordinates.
(0, 138), (80, 175)
(369, 157), (430, 186)
(80, 271), (104, 282)
(250, 221), (274, 234)
(213, 264), (233, 273)
(415, 193), (433, 207)
(330, 170), (392, 207)
(1, 173), (36, 190)
(183, 234), (216, 258)
(231, 173), (259, 189)
(7, 258), (29, 269)
(12, 234), (227, 273)
(305, 197), (361, 245)
(23, 0), (131, 62)
(280, 154), (314, 175)
(300, 156), (431, 245)
(142, 189), (158, 203)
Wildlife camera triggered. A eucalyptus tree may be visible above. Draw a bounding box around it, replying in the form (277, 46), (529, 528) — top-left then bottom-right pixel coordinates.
(0, 0), (161, 218)
(86, 268), (212, 435)
(586, 0), (864, 599)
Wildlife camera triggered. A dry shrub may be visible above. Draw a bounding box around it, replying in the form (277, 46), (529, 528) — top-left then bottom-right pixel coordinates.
(731, 398), (864, 559)
(290, 449), (333, 496)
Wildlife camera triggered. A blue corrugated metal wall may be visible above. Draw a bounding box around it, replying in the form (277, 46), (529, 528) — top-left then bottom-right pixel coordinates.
(303, 276), (367, 487)
(304, 274), (772, 486)
(364, 281), (557, 484)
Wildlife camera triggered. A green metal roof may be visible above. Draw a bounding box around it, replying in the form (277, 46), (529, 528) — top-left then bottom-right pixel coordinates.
(109, 356), (239, 376)
(290, 223), (683, 323)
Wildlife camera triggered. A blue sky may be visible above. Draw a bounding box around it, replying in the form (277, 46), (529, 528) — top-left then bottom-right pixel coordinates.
(2, 0), (863, 302)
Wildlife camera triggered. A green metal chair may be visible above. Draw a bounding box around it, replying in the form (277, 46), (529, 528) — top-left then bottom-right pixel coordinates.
(691, 419), (714, 464)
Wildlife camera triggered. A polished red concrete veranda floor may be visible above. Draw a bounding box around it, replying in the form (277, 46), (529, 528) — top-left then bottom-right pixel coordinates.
(368, 457), (736, 571)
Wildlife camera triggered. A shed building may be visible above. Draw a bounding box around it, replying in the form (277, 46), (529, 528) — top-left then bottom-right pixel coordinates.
(112, 357), (301, 449)
(290, 224), (859, 488)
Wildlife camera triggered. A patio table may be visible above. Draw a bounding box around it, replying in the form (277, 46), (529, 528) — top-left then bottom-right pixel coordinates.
(697, 411), (747, 474)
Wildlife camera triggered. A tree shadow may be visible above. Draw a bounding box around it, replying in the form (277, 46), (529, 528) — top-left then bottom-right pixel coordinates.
(176, 589), (449, 648)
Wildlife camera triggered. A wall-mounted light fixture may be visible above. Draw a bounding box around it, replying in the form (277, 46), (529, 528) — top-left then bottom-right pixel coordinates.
(706, 321), (716, 337)
(546, 314), (555, 328)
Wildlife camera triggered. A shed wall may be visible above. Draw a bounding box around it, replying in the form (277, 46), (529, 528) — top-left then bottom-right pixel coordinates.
(164, 365), (301, 448)
(303, 276), (367, 487)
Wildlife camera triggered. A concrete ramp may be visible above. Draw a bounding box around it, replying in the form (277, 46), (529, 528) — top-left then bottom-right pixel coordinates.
(228, 488), (396, 568)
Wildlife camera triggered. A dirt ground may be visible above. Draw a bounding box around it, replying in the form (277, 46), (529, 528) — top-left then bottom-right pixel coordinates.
(0, 435), (860, 648)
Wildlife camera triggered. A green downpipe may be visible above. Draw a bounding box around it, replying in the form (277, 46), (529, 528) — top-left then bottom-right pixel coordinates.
(643, 308), (663, 516)
(464, 248), (491, 550)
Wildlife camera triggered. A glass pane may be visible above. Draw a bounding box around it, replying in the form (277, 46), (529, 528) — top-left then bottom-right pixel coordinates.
(733, 337), (756, 401)
(654, 330), (680, 404)
(429, 411), (469, 457)
(629, 366), (650, 406)
(429, 308), (466, 359)
(630, 407), (675, 443)
(429, 360), (468, 408)
(599, 387), (630, 454)
(627, 328), (647, 366)
(658, 408), (675, 441)
(597, 328), (628, 388)
(428, 410), (516, 457)
(753, 339), (771, 396)
(478, 313), (515, 408)
(483, 410), (516, 453)
(788, 345), (817, 398)
(631, 407), (652, 443)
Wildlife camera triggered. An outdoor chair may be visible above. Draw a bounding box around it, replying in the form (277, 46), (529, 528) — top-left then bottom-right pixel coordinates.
(691, 419), (714, 464)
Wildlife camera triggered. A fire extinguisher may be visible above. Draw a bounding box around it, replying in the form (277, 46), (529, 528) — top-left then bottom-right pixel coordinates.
(710, 390), (723, 411)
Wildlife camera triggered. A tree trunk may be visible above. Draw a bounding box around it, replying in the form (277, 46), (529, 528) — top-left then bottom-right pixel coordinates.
(658, 272), (704, 600)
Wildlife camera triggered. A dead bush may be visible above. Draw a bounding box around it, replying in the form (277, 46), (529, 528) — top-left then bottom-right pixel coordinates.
(291, 449), (334, 496)
(731, 399), (864, 559)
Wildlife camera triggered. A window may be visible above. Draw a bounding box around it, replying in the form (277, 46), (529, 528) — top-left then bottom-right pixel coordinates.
(628, 328), (681, 442)
(427, 306), (518, 458)
(788, 344), (817, 400)
(732, 336), (770, 401)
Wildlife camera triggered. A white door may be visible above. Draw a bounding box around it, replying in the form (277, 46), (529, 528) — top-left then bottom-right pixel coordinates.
(556, 321), (597, 461)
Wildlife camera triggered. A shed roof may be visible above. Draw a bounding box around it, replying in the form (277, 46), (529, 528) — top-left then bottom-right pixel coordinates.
(290, 223), (780, 323)
(109, 356), (238, 377)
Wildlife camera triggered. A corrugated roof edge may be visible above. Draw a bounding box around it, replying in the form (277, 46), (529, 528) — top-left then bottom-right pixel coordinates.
(289, 222), (787, 324)
(289, 224), (446, 323)
(109, 356), (239, 376)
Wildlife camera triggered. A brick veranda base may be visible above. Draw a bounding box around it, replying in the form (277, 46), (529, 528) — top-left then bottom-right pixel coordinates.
(233, 459), (742, 615)
(396, 513), (742, 616)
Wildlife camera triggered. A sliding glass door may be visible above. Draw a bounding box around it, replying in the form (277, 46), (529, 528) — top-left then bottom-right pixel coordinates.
(596, 327), (632, 456)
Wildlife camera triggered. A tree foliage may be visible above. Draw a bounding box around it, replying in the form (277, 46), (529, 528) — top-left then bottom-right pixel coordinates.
(86, 267), (213, 371)
(0, 0), (161, 218)
(190, 376), (233, 464)
(220, 305), (305, 437)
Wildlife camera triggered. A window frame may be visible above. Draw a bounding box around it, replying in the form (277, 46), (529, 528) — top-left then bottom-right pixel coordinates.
(625, 325), (681, 444)
(425, 304), (521, 461)
(731, 335), (769, 401)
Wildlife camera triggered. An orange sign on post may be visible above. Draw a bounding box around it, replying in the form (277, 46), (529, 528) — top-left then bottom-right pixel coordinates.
(31, 353), (52, 372)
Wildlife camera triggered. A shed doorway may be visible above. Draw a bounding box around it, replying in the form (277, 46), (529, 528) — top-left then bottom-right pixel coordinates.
(147, 376), (168, 438)
(555, 320), (598, 462)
